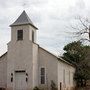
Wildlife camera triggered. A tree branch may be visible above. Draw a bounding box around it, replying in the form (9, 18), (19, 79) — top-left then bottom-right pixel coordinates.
(79, 17), (89, 30)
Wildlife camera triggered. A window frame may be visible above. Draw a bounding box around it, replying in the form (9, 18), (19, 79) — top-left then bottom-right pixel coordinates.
(63, 69), (65, 84)
(32, 30), (34, 42)
(69, 71), (70, 84)
(40, 67), (45, 84)
(17, 30), (23, 40)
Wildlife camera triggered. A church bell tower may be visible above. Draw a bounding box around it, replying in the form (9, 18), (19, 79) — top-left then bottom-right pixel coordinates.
(7, 11), (39, 90)
(10, 10), (38, 43)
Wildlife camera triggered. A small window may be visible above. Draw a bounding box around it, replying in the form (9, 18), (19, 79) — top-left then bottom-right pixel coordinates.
(17, 30), (23, 40)
(32, 30), (34, 42)
(41, 68), (45, 84)
(69, 71), (70, 84)
(63, 69), (65, 84)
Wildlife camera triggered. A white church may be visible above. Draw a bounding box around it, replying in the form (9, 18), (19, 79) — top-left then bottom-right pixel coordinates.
(0, 11), (75, 90)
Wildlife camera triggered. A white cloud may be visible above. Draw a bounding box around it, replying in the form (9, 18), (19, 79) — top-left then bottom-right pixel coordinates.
(0, 0), (90, 56)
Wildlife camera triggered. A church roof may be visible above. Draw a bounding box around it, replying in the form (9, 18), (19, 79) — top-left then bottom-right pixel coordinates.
(0, 52), (7, 59)
(10, 11), (38, 29)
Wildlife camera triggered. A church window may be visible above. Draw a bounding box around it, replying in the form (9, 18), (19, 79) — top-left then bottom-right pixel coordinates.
(69, 71), (70, 84)
(41, 68), (45, 84)
(11, 73), (13, 82)
(32, 30), (34, 42)
(63, 69), (65, 84)
(17, 30), (23, 40)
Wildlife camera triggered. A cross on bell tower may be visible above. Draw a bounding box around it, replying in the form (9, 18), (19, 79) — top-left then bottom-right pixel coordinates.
(22, 2), (28, 9)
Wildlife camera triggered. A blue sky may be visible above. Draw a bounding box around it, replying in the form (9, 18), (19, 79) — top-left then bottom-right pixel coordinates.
(0, 0), (90, 56)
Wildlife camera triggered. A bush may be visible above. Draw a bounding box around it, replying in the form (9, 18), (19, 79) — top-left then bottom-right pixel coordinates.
(51, 80), (57, 90)
(33, 86), (40, 90)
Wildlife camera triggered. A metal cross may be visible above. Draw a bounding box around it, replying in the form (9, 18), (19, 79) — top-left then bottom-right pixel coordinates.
(22, 2), (28, 9)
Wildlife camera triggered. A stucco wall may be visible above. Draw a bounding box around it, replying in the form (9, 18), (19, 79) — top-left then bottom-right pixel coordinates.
(38, 47), (58, 90)
(38, 47), (75, 90)
(32, 43), (39, 87)
(11, 25), (30, 42)
(58, 59), (75, 90)
(0, 53), (7, 88)
(7, 25), (37, 90)
(7, 40), (34, 90)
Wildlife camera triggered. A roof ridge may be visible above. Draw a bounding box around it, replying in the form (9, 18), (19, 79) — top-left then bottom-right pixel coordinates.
(23, 11), (34, 24)
(24, 11), (33, 25)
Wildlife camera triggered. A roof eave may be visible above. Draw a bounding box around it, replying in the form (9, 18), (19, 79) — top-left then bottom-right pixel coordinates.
(10, 23), (38, 30)
(57, 57), (76, 67)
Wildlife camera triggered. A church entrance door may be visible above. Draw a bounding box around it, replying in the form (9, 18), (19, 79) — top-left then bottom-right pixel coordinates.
(15, 72), (27, 90)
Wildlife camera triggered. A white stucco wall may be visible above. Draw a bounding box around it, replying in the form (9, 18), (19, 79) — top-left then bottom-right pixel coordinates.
(29, 26), (37, 43)
(38, 47), (58, 89)
(38, 47), (75, 90)
(58, 59), (75, 90)
(32, 43), (39, 87)
(0, 53), (7, 88)
(7, 25), (37, 90)
(7, 41), (34, 90)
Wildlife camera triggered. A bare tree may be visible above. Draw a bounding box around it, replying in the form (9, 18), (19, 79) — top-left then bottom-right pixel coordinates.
(71, 16), (90, 42)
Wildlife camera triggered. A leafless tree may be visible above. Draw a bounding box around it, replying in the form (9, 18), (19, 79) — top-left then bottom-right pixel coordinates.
(71, 16), (90, 42)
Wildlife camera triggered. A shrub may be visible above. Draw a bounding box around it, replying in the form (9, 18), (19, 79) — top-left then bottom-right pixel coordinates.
(51, 80), (57, 90)
(33, 86), (40, 90)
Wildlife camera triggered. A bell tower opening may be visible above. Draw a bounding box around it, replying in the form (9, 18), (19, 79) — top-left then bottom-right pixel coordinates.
(17, 30), (23, 40)
(32, 30), (34, 42)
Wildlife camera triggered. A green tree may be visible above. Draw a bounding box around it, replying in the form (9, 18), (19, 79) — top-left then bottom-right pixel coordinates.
(74, 62), (90, 87)
(62, 41), (87, 64)
(62, 41), (90, 87)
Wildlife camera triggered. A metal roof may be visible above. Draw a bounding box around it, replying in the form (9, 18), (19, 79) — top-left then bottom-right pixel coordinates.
(10, 10), (38, 29)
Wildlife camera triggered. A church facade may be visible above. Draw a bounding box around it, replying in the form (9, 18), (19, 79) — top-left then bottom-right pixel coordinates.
(0, 11), (75, 90)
